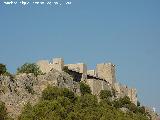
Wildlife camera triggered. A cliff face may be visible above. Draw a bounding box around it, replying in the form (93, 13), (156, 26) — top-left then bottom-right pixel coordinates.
(0, 69), (80, 119)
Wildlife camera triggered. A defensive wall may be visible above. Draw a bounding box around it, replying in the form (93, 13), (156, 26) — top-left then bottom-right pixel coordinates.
(36, 58), (137, 105)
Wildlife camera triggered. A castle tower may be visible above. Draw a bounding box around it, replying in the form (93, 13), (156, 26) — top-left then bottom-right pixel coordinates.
(37, 58), (64, 73)
(96, 63), (116, 85)
(36, 60), (50, 73)
(50, 58), (64, 71)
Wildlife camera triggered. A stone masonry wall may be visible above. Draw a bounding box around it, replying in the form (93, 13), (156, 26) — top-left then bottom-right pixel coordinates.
(37, 60), (51, 73)
(87, 70), (96, 76)
(65, 63), (87, 80)
(128, 88), (137, 105)
(37, 58), (64, 73)
(86, 79), (111, 95)
(96, 63), (116, 85)
(115, 84), (137, 105)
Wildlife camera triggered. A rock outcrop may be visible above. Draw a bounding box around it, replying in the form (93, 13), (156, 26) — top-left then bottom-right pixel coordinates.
(0, 69), (80, 119)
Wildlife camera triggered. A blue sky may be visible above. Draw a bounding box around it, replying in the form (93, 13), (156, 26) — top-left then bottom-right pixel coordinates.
(0, 0), (160, 113)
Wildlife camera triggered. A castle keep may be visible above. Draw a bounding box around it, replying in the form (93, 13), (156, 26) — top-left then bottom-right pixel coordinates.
(37, 58), (137, 105)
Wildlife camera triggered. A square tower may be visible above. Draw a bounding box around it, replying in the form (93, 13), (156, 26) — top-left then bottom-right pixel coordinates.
(96, 63), (116, 85)
(36, 60), (50, 73)
(51, 58), (64, 71)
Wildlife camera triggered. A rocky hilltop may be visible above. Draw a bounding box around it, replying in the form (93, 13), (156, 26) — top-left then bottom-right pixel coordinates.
(0, 69), (80, 119)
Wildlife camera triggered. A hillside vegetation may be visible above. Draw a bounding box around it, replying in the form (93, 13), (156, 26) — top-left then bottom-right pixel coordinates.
(18, 85), (149, 120)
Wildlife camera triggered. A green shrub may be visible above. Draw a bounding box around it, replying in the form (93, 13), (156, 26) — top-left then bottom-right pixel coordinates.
(121, 96), (131, 105)
(0, 64), (7, 75)
(80, 82), (91, 95)
(18, 102), (33, 120)
(62, 88), (76, 102)
(19, 101), (63, 120)
(42, 86), (76, 102)
(78, 94), (98, 108)
(42, 86), (62, 100)
(0, 64), (13, 79)
(0, 101), (7, 120)
(137, 101), (140, 107)
(138, 106), (146, 114)
(17, 63), (43, 76)
(99, 90), (112, 100)
(113, 99), (123, 108)
(62, 66), (70, 73)
(113, 96), (131, 108)
(126, 103), (138, 113)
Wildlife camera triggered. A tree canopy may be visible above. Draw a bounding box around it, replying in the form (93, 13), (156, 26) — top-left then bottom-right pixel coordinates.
(17, 63), (43, 76)
(99, 90), (112, 100)
(19, 86), (149, 120)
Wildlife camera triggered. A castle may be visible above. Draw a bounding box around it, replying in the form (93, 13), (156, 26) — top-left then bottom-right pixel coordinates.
(37, 58), (137, 105)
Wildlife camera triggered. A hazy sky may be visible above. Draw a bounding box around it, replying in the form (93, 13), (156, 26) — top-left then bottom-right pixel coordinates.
(0, 0), (160, 113)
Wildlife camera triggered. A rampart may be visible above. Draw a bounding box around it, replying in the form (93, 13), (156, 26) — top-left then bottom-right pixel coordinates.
(36, 58), (137, 105)
(64, 63), (87, 81)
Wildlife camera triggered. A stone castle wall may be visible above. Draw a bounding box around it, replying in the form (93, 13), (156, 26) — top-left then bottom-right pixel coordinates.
(86, 79), (111, 95)
(115, 84), (137, 105)
(37, 58), (64, 73)
(96, 63), (116, 85)
(65, 63), (87, 80)
(128, 88), (137, 105)
(36, 58), (137, 105)
(87, 70), (96, 76)
(36, 60), (51, 73)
